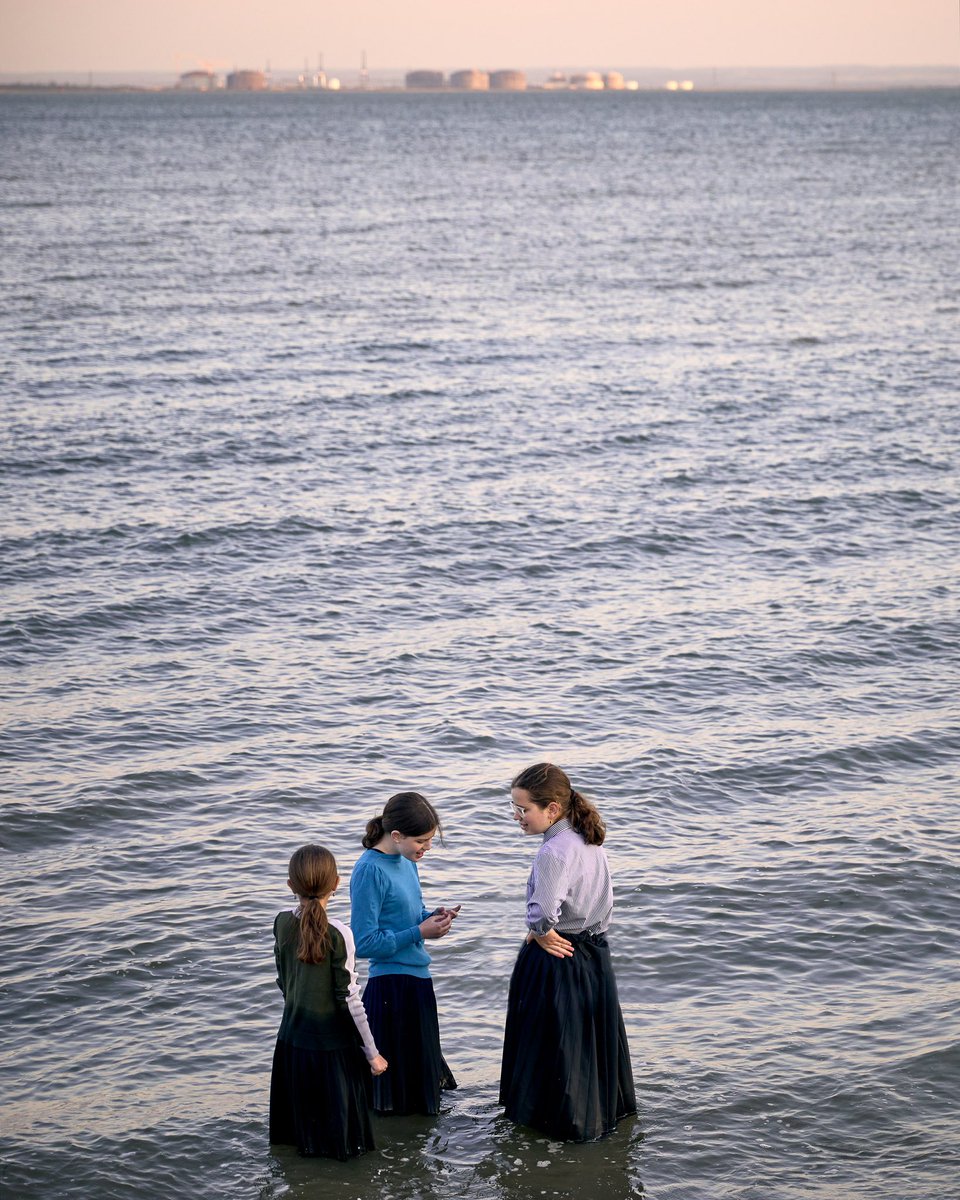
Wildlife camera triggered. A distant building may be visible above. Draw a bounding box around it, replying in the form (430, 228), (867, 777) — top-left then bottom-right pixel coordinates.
(489, 70), (526, 91)
(226, 69), (268, 92)
(604, 71), (625, 90)
(450, 69), (489, 91)
(405, 70), (445, 89)
(177, 70), (218, 91)
(570, 71), (604, 90)
(297, 62), (326, 89)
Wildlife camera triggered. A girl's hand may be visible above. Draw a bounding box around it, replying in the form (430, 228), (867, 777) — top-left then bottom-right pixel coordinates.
(369, 1055), (388, 1076)
(435, 905), (461, 920)
(420, 911), (453, 939)
(529, 929), (574, 958)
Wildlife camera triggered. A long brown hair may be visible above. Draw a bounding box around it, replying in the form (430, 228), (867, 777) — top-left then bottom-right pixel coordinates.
(511, 763), (606, 846)
(362, 791), (442, 849)
(288, 844), (338, 963)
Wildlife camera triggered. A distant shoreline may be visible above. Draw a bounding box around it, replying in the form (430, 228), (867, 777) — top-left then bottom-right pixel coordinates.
(2, 81), (958, 95)
(2, 62), (958, 95)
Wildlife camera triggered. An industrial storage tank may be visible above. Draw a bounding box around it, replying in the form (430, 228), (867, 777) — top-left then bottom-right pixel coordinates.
(570, 71), (604, 90)
(450, 69), (489, 91)
(604, 71), (625, 90)
(405, 70), (445, 89)
(226, 70), (267, 91)
(177, 70), (218, 91)
(489, 70), (527, 91)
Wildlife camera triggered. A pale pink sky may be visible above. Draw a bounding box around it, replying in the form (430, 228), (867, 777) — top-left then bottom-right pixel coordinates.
(2, 0), (957, 72)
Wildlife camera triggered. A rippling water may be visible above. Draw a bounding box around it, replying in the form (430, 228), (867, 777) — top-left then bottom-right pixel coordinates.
(2, 88), (959, 1200)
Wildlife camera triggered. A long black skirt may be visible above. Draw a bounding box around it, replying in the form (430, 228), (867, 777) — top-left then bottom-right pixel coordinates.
(499, 931), (637, 1142)
(362, 973), (457, 1115)
(270, 1038), (375, 1159)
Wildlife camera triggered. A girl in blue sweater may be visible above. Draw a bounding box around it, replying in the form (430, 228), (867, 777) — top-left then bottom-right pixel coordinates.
(350, 791), (459, 1115)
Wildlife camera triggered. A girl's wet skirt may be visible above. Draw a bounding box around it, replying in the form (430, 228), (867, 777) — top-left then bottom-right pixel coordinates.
(269, 1039), (375, 1159)
(363, 973), (457, 1115)
(499, 930), (636, 1142)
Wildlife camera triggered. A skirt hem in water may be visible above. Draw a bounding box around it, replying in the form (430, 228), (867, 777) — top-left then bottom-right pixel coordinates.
(499, 931), (636, 1142)
(269, 1038), (375, 1159)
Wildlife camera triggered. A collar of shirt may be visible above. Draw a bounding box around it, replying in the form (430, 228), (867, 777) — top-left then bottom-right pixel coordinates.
(542, 816), (572, 843)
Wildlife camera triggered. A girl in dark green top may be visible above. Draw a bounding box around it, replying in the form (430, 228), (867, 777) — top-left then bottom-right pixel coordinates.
(269, 844), (387, 1159)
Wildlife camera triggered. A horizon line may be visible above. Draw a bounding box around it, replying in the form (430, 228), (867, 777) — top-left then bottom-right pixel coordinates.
(2, 62), (958, 75)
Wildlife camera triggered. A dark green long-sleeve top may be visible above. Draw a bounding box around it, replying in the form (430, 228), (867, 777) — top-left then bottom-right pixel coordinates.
(273, 909), (379, 1059)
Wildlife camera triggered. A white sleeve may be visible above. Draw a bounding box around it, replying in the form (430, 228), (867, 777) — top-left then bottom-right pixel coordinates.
(329, 917), (380, 1061)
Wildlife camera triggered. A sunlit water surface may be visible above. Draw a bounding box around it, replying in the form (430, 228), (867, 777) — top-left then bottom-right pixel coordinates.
(1, 88), (958, 1200)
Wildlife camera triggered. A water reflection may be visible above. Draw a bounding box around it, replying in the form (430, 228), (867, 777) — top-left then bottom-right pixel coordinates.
(266, 1084), (643, 1199)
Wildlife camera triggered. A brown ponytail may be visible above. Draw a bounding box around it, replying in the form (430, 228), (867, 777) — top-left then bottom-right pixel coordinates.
(361, 791), (442, 849)
(567, 787), (606, 846)
(511, 763), (606, 846)
(287, 844), (338, 963)
(362, 815), (386, 849)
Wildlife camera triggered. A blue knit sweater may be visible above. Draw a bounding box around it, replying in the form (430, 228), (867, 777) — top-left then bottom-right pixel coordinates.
(349, 848), (433, 979)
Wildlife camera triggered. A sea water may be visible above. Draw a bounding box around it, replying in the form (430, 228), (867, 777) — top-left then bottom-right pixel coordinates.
(1, 88), (958, 1200)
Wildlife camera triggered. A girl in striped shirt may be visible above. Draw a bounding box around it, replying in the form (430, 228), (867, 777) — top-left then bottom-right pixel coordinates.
(499, 763), (636, 1141)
